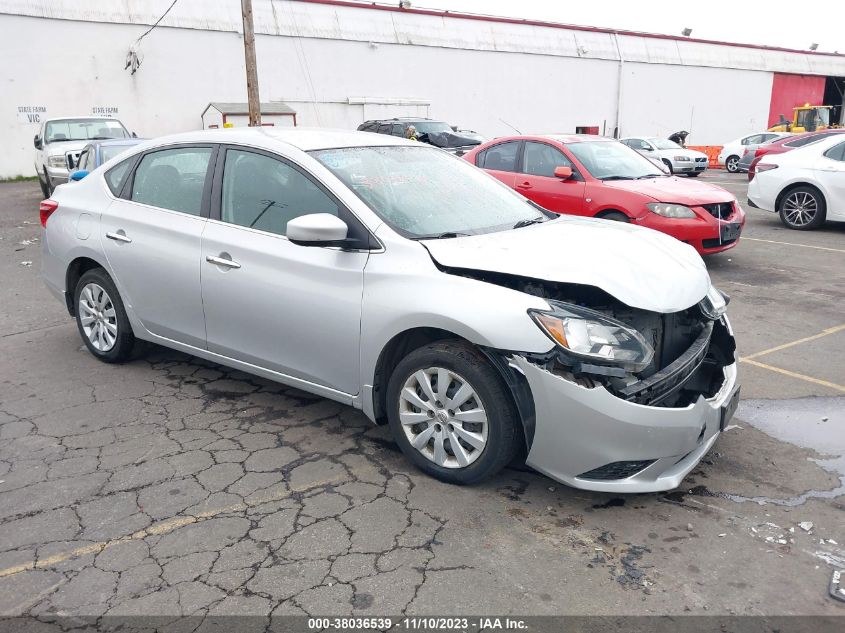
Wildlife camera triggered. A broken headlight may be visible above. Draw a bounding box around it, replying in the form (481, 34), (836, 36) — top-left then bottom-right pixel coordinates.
(529, 301), (654, 372)
(699, 284), (728, 320)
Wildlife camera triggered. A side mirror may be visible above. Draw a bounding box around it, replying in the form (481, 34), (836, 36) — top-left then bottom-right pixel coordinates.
(69, 170), (89, 182)
(642, 145), (654, 151)
(34, 135), (42, 149)
(287, 213), (349, 246)
(554, 166), (573, 180)
(131, 131), (138, 138)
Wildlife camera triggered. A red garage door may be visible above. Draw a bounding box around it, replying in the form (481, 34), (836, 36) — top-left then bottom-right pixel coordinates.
(768, 73), (826, 128)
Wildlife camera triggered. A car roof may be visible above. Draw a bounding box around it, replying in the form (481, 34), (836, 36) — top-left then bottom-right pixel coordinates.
(45, 116), (123, 123)
(91, 139), (144, 147)
(488, 134), (614, 144)
(138, 127), (416, 152)
(767, 128), (845, 145)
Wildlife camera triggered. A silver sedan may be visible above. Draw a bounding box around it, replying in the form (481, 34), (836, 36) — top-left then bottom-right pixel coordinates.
(40, 128), (739, 492)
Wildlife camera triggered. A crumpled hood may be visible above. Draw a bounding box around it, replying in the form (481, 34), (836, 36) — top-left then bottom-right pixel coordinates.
(423, 216), (710, 313)
(602, 176), (736, 205)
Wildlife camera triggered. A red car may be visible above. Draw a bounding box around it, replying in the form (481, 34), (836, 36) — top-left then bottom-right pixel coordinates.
(748, 129), (845, 180)
(462, 135), (745, 255)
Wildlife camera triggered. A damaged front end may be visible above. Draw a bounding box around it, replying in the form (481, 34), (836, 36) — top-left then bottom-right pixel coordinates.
(452, 267), (736, 408)
(448, 267), (740, 492)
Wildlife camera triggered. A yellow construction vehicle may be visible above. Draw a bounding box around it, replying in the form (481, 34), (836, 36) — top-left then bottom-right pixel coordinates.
(769, 104), (842, 133)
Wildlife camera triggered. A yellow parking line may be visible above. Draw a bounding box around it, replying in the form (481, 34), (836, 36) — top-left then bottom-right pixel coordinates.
(741, 324), (845, 361)
(743, 237), (845, 254)
(740, 358), (845, 394)
(0, 474), (344, 580)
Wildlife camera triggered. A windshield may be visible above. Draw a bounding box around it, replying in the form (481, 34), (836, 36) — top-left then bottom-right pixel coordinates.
(649, 138), (682, 150)
(46, 119), (128, 143)
(311, 146), (547, 238)
(100, 143), (137, 163)
(414, 121), (454, 135)
(566, 141), (665, 180)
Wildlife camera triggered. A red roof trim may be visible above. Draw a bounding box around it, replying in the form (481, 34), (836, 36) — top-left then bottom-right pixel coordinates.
(293, 0), (845, 58)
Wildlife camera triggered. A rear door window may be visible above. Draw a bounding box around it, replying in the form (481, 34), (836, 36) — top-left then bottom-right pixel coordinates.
(377, 123), (391, 135)
(130, 147), (213, 215)
(478, 141), (520, 172)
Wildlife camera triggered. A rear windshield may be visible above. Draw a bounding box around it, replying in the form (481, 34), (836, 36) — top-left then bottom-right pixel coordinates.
(45, 119), (128, 143)
(100, 144), (138, 163)
(785, 132), (838, 148)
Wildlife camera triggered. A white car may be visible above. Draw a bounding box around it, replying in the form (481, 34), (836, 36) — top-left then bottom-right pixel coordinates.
(39, 127), (739, 492)
(747, 134), (845, 230)
(34, 117), (133, 196)
(717, 132), (788, 173)
(621, 137), (708, 176)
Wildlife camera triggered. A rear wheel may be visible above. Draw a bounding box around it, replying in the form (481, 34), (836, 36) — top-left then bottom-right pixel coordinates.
(725, 155), (740, 172)
(778, 186), (826, 230)
(74, 268), (136, 362)
(386, 340), (520, 485)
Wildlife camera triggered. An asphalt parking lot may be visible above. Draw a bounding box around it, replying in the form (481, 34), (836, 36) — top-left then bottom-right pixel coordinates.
(0, 172), (844, 620)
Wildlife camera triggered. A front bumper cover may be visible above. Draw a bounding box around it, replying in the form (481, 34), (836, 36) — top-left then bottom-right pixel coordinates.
(512, 330), (739, 493)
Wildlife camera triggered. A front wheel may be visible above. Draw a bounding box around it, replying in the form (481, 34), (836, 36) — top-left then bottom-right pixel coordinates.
(386, 340), (520, 485)
(39, 168), (50, 197)
(662, 159), (674, 175)
(688, 172), (702, 177)
(74, 268), (136, 362)
(778, 186), (826, 230)
(725, 155), (740, 172)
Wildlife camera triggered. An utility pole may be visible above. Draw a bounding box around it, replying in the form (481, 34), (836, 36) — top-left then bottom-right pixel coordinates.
(241, 0), (261, 126)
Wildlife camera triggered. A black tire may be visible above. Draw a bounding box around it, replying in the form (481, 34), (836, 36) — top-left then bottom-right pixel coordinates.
(778, 185), (826, 231)
(39, 168), (50, 198)
(688, 172), (702, 177)
(597, 210), (630, 222)
(662, 159), (674, 175)
(386, 340), (521, 485)
(725, 155), (740, 173)
(74, 268), (136, 362)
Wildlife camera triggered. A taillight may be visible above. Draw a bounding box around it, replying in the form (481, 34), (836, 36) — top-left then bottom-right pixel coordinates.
(756, 164), (778, 173)
(40, 199), (58, 227)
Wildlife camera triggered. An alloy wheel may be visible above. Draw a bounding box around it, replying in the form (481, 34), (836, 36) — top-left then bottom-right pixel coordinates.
(398, 367), (488, 469)
(726, 156), (739, 172)
(783, 191), (818, 227)
(78, 282), (118, 352)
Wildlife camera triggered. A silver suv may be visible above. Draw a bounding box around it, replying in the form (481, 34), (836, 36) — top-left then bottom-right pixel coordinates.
(34, 117), (132, 196)
(40, 128), (739, 492)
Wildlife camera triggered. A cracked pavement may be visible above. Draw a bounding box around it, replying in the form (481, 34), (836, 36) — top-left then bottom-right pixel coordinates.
(1, 179), (844, 621)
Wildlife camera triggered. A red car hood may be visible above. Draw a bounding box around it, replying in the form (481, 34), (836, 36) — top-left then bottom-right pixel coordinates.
(602, 176), (735, 205)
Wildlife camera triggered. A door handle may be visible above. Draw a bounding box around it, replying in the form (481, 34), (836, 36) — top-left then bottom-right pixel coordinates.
(206, 255), (241, 269)
(106, 231), (132, 243)
(516, 182), (533, 190)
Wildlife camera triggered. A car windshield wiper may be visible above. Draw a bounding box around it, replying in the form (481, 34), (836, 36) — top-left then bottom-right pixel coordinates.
(634, 173), (667, 179)
(600, 175), (634, 181)
(419, 231), (470, 240)
(512, 217), (546, 229)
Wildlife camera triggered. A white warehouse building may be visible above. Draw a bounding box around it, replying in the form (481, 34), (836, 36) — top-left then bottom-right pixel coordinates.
(1, 0), (845, 178)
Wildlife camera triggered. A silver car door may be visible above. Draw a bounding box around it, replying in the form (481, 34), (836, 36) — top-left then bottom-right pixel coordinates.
(200, 146), (369, 395)
(101, 145), (216, 348)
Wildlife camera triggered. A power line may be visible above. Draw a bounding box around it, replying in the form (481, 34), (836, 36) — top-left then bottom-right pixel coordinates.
(125, 0), (181, 74)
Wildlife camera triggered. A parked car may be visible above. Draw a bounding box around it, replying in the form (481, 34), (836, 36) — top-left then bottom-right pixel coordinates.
(358, 117), (481, 154)
(747, 129), (845, 181)
(620, 136), (709, 175)
(34, 117), (133, 196)
(39, 128), (739, 492)
(747, 134), (845, 230)
(718, 132), (788, 172)
(463, 135), (745, 255)
(69, 139), (145, 182)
